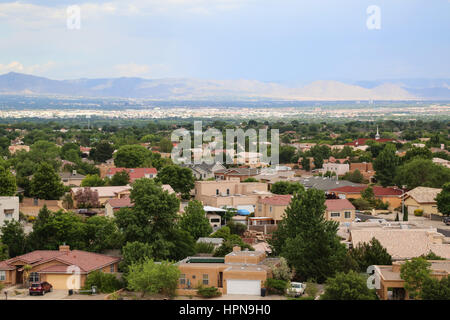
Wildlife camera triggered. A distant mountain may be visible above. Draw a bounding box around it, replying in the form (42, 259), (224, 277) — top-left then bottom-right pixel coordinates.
(0, 72), (449, 100)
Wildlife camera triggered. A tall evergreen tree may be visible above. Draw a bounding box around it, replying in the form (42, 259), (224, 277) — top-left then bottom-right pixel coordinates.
(30, 162), (65, 200)
(373, 143), (399, 187)
(0, 165), (17, 196)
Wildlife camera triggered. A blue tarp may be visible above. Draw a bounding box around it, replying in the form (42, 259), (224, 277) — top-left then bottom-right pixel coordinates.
(237, 209), (250, 216)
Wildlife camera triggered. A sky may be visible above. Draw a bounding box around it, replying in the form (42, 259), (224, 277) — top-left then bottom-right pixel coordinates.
(0, 0), (449, 83)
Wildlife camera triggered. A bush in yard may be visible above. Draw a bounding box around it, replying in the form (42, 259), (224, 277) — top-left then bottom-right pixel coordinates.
(83, 270), (123, 293)
(271, 257), (293, 282)
(305, 281), (319, 298)
(197, 286), (222, 298)
(195, 242), (215, 254)
(414, 209), (424, 217)
(321, 270), (377, 300)
(265, 278), (288, 295)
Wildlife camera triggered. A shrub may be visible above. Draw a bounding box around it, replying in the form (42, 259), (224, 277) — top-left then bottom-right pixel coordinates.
(197, 286), (222, 298)
(265, 278), (288, 295)
(83, 270), (123, 293)
(414, 209), (424, 217)
(305, 281), (318, 298)
(27, 216), (36, 223)
(195, 242), (215, 254)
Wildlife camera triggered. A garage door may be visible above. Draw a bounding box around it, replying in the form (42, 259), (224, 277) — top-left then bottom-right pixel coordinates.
(45, 274), (73, 290)
(227, 280), (261, 295)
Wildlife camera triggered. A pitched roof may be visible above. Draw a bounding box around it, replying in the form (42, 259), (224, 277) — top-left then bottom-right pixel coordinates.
(215, 168), (260, 176)
(325, 199), (355, 211)
(405, 187), (442, 203)
(299, 176), (364, 191)
(106, 197), (132, 208)
(0, 249), (120, 273)
(259, 194), (292, 206)
(106, 167), (158, 182)
(329, 186), (403, 196)
(71, 186), (131, 198)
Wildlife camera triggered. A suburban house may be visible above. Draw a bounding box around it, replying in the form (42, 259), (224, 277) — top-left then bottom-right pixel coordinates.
(403, 187), (442, 217)
(298, 176), (364, 192)
(214, 168), (261, 182)
(19, 198), (65, 217)
(374, 260), (450, 300)
(329, 185), (403, 210)
(321, 162), (350, 176)
(0, 245), (120, 290)
(105, 167), (158, 183)
(194, 180), (271, 211)
(0, 197), (19, 227)
(104, 184), (175, 217)
(58, 170), (86, 187)
(175, 247), (279, 296)
(181, 162), (226, 180)
(256, 194), (292, 224)
(349, 162), (375, 182)
(71, 186), (132, 207)
(235, 152), (269, 168)
(324, 199), (356, 223)
(196, 237), (224, 250)
(432, 157), (450, 168)
(347, 222), (450, 260)
(8, 145), (30, 154)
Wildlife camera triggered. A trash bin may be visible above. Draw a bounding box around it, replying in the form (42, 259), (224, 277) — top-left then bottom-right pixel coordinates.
(261, 288), (266, 297)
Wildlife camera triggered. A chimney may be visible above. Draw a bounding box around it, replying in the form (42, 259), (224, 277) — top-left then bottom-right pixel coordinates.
(232, 246), (241, 252)
(59, 244), (70, 252)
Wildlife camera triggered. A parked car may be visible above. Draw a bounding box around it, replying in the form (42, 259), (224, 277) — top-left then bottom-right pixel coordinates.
(443, 217), (450, 226)
(29, 282), (53, 296)
(287, 282), (306, 297)
(76, 209), (96, 217)
(354, 217), (362, 222)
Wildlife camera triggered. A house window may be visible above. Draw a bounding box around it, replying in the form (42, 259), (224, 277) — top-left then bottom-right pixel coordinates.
(226, 189), (230, 195)
(110, 264), (115, 273)
(258, 205), (262, 212)
(345, 212), (351, 219)
(216, 189), (219, 195)
(29, 272), (39, 283)
(211, 218), (220, 223)
(331, 212), (340, 217)
(0, 271), (5, 281)
(202, 274), (209, 285)
(180, 274), (186, 285)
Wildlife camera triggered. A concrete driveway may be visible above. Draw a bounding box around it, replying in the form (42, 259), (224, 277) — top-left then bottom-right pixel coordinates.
(4, 289), (68, 300)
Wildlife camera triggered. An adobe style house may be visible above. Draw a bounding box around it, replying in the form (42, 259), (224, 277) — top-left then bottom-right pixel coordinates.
(254, 196), (355, 224)
(58, 170), (86, 187)
(214, 168), (261, 182)
(0, 245), (120, 290)
(329, 185), (403, 210)
(0, 197), (19, 227)
(19, 198), (65, 217)
(298, 176), (364, 192)
(180, 162), (226, 180)
(321, 162), (349, 176)
(8, 145), (30, 154)
(71, 186), (132, 206)
(374, 260), (450, 300)
(404, 187), (442, 217)
(194, 180), (270, 210)
(105, 167), (158, 183)
(175, 247), (279, 296)
(349, 162), (375, 182)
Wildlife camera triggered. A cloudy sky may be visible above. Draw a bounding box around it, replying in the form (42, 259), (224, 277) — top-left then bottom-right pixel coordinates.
(0, 0), (449, 82)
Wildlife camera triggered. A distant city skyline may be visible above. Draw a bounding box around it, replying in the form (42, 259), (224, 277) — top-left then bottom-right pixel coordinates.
(0, 0), (449, 82)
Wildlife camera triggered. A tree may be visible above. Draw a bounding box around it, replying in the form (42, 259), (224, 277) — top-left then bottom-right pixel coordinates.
(270, 188), (348, 283)
(0, 241), (8, 260)
(242, 177), (258, 182)
(84, 216), (123, 252)
(313, 155), (323, 169)
(113, 145), (152, 168)
(81, 174), (106, 187)
(109, 171), (130, 186)
(159, 137), (173, 153)
(0, 165), (17, 196)
(271, 257), (293, 282)
(30, 162), (65, 200)
(342, 169), (364, 183)
(74, 187), (100, 209)
(436, 182), (450, 216)
(301, 157), (310, 171)
(89, 141), (114, 163)
(120, 241), (154, 272)
(179, 200), (212, 240)
(348, 238), (392, 272)
(421, 276), (450, 300)
(403, 147), (432, 162)
(373, 144), (399, 187)
(400, 257), (432, 299)
(271, 181), (304, 195)
(126, 258), (180, 297)
(321, 270), (377, 300)
(156, 165), (195, 198)
(0, 220), (27, 257)
(83, 270), (122, 293)
(279, 146), (296, 164)
(394, 158), (450, 189)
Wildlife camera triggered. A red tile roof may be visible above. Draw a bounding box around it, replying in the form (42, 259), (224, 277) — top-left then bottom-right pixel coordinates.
(325, 199), (355, 211)
(259, 195), (292, 206)
(329, 186), (403, 196)
(106, 167), (158, 182)
(0, 249), (120, 273)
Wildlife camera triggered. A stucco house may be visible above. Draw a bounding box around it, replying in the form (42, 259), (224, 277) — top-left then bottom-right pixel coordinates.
(59, 170), (86, 187)
(0, 196), (19, 227)
(324, 199), (356, 223)
(105, 167), (158, 182)
(403, 187), (442, 217)
(175, 247), (279, 296)
(329, 185), (403, 210)
(0, 245), (120, 290)
(181, 162), (226, 180)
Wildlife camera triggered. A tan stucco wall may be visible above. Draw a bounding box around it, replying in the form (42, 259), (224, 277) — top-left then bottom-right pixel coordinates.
(404, 198), (440, 216)
(325, 209), (355, 222)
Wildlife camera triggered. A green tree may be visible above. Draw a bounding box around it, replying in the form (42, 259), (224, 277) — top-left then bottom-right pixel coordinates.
(84, 216), (123, 252)
(342, 169), (364, 183)
(271, 181), (304, 195)
(89, 141), (115, 163)
(30, 162), (65, 200)
(120, 241), (154, 272)
(113, 145), (152, 168)
(313, 155), (323, 169)
(83, 270), (123, 293)
(270, 188), (348, 283)
(301, 157), (310, 171)
(373, 144), (399, 187)
(400, 257), (432, 299)
(126, 258), (180, 297)
(81, 174), (106, 187)
(421, 276), (450, 300)
(159, 137), (173, 153)
(109, 171), (130, 186)
(394, 158), (450, 189)
(321, 270), (377, 300)
(436, 182), (450, 216)
(0, 241), (8, 260)
(0, 165), (17, 196)
(156, 165), (195, 198)
(348, 238), (392, 272)
(0, 220), (27, 257)
(179, 200), (212, 240)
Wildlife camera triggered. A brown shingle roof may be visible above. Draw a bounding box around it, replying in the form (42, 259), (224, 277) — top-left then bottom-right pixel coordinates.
(325, 199), (355, 211)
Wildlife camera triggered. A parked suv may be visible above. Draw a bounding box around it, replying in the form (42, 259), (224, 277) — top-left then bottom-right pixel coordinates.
(29, 282), (53, 296)
(443, 217), (450, 226)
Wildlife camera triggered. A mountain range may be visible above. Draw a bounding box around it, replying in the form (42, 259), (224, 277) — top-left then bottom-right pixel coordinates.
(0, 72), (449, 101)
